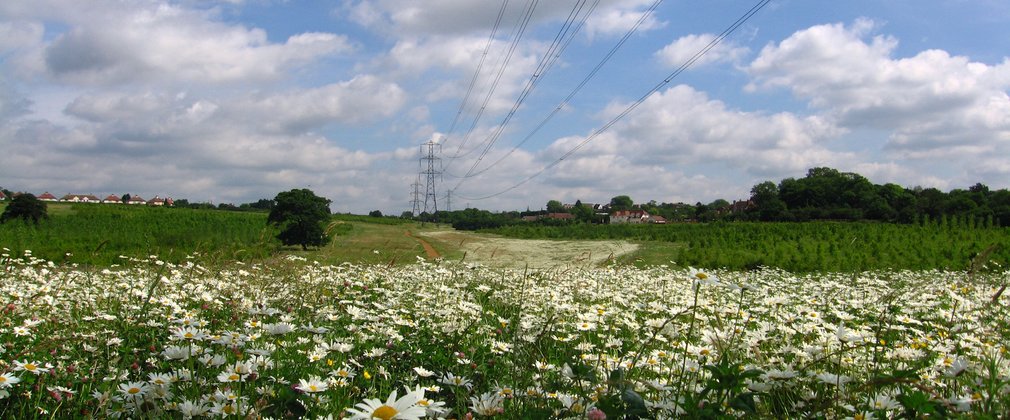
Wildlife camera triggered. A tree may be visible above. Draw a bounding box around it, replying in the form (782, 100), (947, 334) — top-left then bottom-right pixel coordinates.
(749, 181), (788, 221)
(1, 193), (48, 225)
(609, 195), (633, 211)
(267, 189), (333, 250)
(121, 193), (131, 204)
(546, 200), (565, 213)
(368, 210), (383, 217)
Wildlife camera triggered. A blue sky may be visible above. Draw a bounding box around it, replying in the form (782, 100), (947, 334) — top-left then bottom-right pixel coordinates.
(2, 1), (1009, 213)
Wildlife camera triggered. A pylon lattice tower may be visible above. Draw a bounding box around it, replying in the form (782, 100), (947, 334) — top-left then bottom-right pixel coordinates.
(420, 139), (442, 214)
(410, 175), (422, 216)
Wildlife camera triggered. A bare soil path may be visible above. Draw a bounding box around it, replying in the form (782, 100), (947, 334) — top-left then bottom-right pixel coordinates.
(420, 230), (638, 269)
(405, 230), (441, 259)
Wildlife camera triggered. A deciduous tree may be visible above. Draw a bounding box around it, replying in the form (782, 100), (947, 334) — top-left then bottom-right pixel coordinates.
(267, 189), (332, 250)
(1, 193), (48, 224)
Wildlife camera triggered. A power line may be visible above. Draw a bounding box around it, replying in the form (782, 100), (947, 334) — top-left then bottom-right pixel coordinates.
(443, 0), (540, 164)
(459, 0), (662, 180)
(456, 0), (772, 201)
(446, 0), (598, 186)
(439, 0), (509, 150)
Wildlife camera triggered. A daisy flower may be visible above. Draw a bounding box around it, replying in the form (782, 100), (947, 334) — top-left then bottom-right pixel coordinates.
(118, 381), (150, 398)
(412, 366), (434, 377)
(439, 372), (472, 389)
(12, 360), (51, 375)
(296, 376), (329, 393)
(470, 390), (505, 416)
(0, 372), (21, 388)
(346, 386), (426, 420)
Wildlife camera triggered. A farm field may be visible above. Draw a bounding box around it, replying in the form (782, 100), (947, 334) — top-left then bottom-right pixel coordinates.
(1, 252), (1008, 418)
(490, 221), (1010, 272)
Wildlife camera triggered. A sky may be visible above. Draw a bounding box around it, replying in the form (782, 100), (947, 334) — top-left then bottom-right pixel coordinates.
(1, 0), (1009, 214)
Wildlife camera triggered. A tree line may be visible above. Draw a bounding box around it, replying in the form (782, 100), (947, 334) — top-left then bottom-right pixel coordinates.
(746, 167), (1010, 225)
(406, 167), (1010, 230)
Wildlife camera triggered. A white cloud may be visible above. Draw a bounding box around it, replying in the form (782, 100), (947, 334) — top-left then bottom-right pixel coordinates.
(344, 0), (661, 38)
(0, 20), (43, 51)
(655, 33), (749, 68)
(597, 85), (847, 176)
(747, 18), (1010, 159)
(34, 2), (350, 85)
(584, 0), (664, 38)
(229, 75), (407, 133)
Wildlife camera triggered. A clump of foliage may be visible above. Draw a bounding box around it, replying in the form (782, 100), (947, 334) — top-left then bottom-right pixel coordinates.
(0, 193), (48, 225)
(268, 189), (332, 250)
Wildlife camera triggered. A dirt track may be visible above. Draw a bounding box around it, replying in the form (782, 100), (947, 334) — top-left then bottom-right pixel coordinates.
(405, 231), (441, 259)
(421, 230), (638, 269)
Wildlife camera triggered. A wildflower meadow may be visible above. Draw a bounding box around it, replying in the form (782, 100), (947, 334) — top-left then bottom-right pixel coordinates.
(1, 249), (1009, 418)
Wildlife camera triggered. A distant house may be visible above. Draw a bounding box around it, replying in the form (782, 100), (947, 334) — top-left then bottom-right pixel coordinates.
(38, 192), (58, 201)
(546, 213), (574, 220)
(147, 196), (168, 206)
(521, 215), (540, 222)
(61, 194), (101, 203)
(648, 215), (667, 224)
(727, 200), (755, 214)
(128, 195), (146, 205)
(103, 194), (121, 204)
(0, 191), (5, 200)
(610, 209), (649, 224)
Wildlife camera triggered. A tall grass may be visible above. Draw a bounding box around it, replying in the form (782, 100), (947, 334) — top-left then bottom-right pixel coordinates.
(0, 204), (277, 265)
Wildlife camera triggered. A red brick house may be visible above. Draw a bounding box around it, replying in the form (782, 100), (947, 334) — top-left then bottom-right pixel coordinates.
(38, 192), (58, 201)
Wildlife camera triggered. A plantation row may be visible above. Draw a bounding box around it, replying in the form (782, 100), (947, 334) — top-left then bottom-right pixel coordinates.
(489, 221), (1010, 272)
(0, 253), (1007, 418)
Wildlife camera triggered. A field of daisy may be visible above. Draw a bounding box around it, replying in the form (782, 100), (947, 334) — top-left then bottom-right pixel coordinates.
(1, 247), (1009, 418)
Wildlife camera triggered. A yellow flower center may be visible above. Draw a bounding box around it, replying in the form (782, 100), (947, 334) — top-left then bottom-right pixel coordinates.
(24, 363), (37, 371)
(184, 332), (195, 339)
(229, 374), (240, 381)
(695, 272), (708, 280)
(372, 405), (398, 420)
(418, 399), (430, 407)
(855, 414), (865, 420)
(0, 377), (7, 383)
(309, 385), (319, 392)
(337, 370), (349, 377)
(128, 387), (141, 394)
